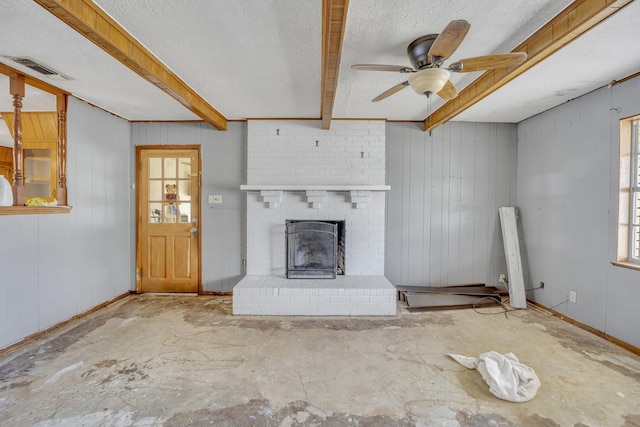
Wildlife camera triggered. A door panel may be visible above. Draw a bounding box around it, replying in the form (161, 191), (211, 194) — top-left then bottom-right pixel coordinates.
(138, 147), (200, 293)
(149, 236), (167, 278)
(173, 236), (192, 278)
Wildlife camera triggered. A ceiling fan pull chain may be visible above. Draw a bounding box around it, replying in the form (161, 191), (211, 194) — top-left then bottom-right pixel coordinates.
(426, 93), (432, 136)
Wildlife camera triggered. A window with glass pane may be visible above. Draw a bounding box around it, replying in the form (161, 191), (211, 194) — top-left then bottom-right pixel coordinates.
(630, 120), (640, 263)
(24, 147), (54, 198)
(147, 156), (192, 224)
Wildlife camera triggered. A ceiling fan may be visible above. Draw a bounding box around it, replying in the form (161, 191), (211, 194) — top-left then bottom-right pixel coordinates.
(351, 20), (527, 102)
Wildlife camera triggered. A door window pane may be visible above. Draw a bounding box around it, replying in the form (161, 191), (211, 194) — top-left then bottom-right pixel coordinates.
(164, 158), (177, 179)
(179, 157), (191, 178)
(176, 203), (190, 223)
(149, 180), (162, 201)
(178, 180), (190, 201)
(164, 180), (177, 202)
(164, 202), (180, 223)
(146, 153), (194, 225)
(149, 202), (162, 223)
(149, 158), (162, 179)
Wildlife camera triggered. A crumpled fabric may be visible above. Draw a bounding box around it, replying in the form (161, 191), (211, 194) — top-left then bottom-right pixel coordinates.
(448, 351), (540, 402)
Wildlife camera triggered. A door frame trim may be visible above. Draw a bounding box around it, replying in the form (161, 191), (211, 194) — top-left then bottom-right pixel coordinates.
(135, 145), (202, 294)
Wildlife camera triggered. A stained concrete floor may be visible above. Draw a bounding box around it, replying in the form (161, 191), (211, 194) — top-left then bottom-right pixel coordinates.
(1, 295), (639, 427)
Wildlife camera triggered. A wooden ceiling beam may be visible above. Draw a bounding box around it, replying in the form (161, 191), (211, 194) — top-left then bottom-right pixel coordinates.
(425, 0), (634, 132)
(34, 0), (227, 130)
(0, 62), (68, 97)
(321, 0), (349, 130)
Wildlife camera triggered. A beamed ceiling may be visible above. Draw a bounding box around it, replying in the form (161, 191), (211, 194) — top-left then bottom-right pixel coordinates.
(0, 0), (639, 136)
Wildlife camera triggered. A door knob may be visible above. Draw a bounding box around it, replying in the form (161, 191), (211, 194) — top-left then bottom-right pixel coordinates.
(190, 227), (197, 233)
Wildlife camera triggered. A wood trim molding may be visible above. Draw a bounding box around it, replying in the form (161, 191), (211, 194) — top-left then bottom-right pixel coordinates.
(0, 206), (72, 215)
(56, 94), (68, 205)
(425, 0), (634, 132)
(0, 291), (131, 356)
(321, 0), (349, 130)
(527, 299), (640, 356)
(10, 73), (25, 206)
(34, 0), (227, 131)
(611, 70), (640, 86)
(0, 63), (68, 96)
(611, 261), (640, 272)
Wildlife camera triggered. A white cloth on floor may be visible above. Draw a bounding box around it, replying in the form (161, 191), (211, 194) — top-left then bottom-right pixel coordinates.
(448, 351), (540, 402)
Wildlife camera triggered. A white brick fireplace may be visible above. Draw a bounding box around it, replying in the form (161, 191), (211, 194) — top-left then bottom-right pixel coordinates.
(232, 120), (396, 316)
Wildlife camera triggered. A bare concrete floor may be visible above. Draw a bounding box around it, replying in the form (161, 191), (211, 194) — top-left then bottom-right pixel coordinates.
(1, 295), (639, 426)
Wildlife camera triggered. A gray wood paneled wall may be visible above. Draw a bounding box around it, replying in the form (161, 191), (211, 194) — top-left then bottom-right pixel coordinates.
(518, 76), (640, 348)
(4, 76), (639, 350)
(0, 97), (131, 349)
(385, 121), (518, 287)
(130, 121), (246, 292)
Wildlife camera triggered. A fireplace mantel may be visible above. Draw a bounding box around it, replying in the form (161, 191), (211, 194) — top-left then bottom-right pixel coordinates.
(241, 185), (390, 208)
(240, 185), (390, 191)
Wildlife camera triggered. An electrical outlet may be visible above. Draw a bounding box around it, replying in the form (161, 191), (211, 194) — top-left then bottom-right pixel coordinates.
(540, 281), (545, 289)
(569, 291), (577, 303)
(499, 274), (506, 283)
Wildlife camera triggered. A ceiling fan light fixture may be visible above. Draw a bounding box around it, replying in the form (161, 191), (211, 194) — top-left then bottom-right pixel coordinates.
(408, 68), (450, 96)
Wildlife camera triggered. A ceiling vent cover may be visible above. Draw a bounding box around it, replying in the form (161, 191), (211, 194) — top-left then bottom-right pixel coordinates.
(10, 57), (71, 80)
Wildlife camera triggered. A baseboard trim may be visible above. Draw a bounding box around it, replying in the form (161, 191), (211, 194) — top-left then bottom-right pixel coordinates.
(200, 291), (233, 296)
(527, 298), (640, 356)
(0, 291), (133, 356)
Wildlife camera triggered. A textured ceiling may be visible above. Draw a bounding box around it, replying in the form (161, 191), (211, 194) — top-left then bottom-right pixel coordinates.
(92, 0), (322, 119)
(334, 0), (573, 121)
(0, 0), (639, 132)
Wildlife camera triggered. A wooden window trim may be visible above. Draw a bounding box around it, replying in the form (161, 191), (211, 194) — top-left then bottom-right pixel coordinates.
(0, 205), (72, 215)
(611, 261), (640, 272)
(1, 64), (70, 215)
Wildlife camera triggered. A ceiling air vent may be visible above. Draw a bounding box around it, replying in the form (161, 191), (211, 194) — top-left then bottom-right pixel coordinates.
(10, 57), (71, 81)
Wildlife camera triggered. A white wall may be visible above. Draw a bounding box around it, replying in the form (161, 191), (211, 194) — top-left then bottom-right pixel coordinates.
(0, 97), (131, 349)
(247, 119), (385, 185)
(518, 77), (640, 348)
(131, 122), (245, 292)
(385, 121), (517, 287)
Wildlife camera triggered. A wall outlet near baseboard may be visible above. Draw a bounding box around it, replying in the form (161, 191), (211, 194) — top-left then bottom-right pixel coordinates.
(569, 291), (577, 303)
(499, 273), (506, 283)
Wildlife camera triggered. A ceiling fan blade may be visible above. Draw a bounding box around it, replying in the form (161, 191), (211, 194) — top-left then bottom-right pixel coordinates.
(351, 64), (415, 73)
(437, 80), (458, 100)
(428, 20), (471, 61)
(449, 52), (527, 73)
(372, 81), (409, 102)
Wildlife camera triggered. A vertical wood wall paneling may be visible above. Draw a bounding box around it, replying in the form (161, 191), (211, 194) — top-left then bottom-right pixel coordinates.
(0, 215), (38, 345)
(459, 123), (476, 284)
(384, 123), (403, 283)
(385, 121), (517, 287)
(518, 75), (640, 348)
(0, 97), (131, 349)
(409, 121), (426, 282)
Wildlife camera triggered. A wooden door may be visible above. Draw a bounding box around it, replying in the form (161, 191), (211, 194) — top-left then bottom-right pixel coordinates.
(137, 147), (200, 293)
